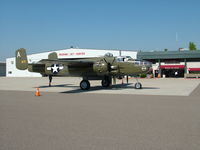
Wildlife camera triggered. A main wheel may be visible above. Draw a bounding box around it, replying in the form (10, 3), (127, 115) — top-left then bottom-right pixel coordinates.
(80, 80), (90, 90)
(101, 76), (112, 87)
(101, 79), (110, 87)
(135, 82), (142, 89)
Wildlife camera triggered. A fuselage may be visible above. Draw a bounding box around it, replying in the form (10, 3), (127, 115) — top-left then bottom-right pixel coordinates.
(28, 57), (151, 78)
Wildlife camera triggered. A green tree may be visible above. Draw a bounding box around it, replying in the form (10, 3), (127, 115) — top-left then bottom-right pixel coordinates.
(189, 42), (197, 51)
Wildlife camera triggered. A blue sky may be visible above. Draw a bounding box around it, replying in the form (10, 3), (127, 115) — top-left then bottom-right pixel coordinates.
(0, 0), (200, 60)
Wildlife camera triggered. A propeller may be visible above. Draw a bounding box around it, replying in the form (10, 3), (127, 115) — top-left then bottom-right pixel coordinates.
(103, 57), (117, 73)
(103, 57), (119, 85)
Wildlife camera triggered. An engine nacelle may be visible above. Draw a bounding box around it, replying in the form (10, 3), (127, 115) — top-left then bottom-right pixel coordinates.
(93, 61), (108, 75)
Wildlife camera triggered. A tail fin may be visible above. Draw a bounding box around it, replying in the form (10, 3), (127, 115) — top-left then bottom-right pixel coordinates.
(16, 48), (28, 70)
(48, 52), (58, 60)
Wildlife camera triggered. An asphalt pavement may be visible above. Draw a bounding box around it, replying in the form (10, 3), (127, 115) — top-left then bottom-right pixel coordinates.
(0, 85), (200, 150)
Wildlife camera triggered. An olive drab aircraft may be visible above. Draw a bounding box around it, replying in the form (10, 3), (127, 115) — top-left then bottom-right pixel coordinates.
(16, 48), (152, 90)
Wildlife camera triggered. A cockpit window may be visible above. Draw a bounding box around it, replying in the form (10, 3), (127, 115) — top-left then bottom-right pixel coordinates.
(133, 60), (152, 65)
(116, 57), (125, 62)
(104, 53), (114, 57)
(133, 61), (140, 65)
(116, 56), (133, 62)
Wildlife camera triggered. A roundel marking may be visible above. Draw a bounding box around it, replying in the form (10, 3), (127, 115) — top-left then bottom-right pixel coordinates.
(141, 66), (147, 71)
(51, 64), (60, 74)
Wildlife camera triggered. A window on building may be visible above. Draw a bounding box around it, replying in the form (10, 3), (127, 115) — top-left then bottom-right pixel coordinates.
(11, 61), (14, 64)
(8, 71), (12, 74)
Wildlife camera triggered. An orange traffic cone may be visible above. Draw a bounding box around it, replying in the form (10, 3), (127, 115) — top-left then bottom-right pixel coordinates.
(35, 88), (41, 96)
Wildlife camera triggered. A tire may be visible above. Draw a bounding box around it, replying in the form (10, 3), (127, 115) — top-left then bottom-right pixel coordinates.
(135, 82), (142, 89)
(101, 79), (110, 87)
(80, 80), (90, 90)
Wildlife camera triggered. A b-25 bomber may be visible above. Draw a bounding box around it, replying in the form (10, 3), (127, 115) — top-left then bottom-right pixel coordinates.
(16, 48), (152, 90)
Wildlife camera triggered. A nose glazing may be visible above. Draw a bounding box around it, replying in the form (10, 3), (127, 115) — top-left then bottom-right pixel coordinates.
(141, 60), (152, 72)
(146, 62), (152, 72)
(133, 60), (152, 72)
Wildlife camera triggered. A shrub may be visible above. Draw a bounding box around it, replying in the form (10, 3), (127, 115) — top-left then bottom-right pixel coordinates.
(140, 73), (147, 78)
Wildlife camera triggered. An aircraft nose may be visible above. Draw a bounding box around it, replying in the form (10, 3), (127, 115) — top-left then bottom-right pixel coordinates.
(134, 59), (152, 72)
(142, 61), (152, 73)
(147, 65), (153, 73)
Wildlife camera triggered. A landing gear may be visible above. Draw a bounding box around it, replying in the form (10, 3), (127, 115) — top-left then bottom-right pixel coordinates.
(49, 75), (52, 87)
(134, 77), (142, 89)
(101, 76), (112, 87)
(80, 80), (90, 90)
(126, 75), (129, 84)
(101, 79), (110, 87)
(135, 82), (142, 89)
(113, 76), (116, 85)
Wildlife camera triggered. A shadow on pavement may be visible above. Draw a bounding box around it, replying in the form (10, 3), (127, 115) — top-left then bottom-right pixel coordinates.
(35, 84), (75, 88)
(60, 83), (159, 94)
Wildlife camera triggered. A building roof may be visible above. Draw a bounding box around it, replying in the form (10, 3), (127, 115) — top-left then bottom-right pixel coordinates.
(137, 50), (200, 60)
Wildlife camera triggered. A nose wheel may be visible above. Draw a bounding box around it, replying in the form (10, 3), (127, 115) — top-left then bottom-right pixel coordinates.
(134, 77), (142, 89)
(135, 82), (142, 89)
(80, 80), (90, 90)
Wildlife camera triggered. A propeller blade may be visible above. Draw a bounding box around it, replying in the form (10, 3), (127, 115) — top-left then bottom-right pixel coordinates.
(104, 57), (117, 73)
(103, 58), (112, 72)
(111, 57), (115, 64)
(103, 58), (108, 64)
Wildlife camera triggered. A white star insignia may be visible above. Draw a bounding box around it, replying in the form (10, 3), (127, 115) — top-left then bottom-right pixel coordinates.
(46, 64), (64, 73)
(52, 64), (59, 73)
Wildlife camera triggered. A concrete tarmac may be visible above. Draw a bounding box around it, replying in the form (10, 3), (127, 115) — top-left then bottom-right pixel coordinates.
(1, 86), (200, 150)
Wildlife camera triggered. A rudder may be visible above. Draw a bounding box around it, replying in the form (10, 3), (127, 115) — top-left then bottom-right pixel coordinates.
(16, 48), (28, 70)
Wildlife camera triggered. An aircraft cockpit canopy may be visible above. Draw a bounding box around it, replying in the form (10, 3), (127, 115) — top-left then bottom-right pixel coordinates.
(133, 60), (152, 66)
(116, 56), (134, 62)
(116, 57), (125, 62)
(104, 53), (114, 57)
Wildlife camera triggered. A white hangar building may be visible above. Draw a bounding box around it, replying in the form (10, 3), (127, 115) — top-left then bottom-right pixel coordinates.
(6, 48), (138, 77)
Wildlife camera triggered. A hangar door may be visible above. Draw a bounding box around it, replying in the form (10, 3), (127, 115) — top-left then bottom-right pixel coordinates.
(160, 65), (185, 78)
